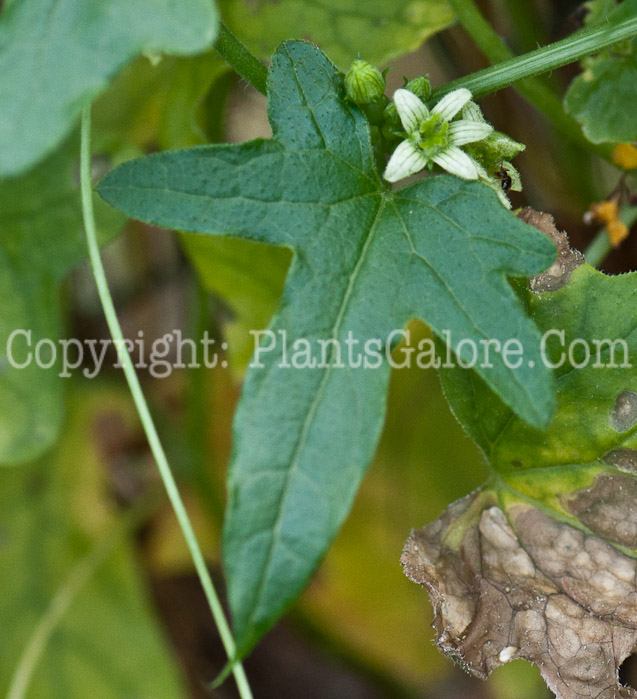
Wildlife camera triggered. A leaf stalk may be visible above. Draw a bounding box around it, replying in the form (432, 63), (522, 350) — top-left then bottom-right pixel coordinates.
(214, 22), (268, 95)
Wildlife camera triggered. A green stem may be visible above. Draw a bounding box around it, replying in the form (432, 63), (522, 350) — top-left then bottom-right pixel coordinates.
(7, 493), (160, 699)
(79, 105), (253, 699)
(584, 206), (637, 267)
(437, 5), (637, 99)
(436, 0), (636, 157)
(214, 22), (267, 95)
(584, 226), (614, 267)
(454, 0), (600, 200)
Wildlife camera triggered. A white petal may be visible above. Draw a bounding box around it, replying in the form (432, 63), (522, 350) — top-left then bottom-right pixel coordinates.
(383, 140), (428, 182)
(462, 101), (485, 123)
(393, 88), (429, 134)
(432, 88), (472, 122)
(448, 120), (493, 145)
(433, 146), (479, 180)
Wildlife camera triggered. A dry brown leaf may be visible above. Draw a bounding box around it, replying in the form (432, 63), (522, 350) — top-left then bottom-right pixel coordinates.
(519, 207), (584, 293)
(405, 215), (637, 698)
(402, 489), (637, 698)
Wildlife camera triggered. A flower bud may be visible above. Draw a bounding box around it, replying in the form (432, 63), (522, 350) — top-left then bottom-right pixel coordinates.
(404, 76), (431, 102)
(345, 60), (385, 104)
(383, 76), (432, 135)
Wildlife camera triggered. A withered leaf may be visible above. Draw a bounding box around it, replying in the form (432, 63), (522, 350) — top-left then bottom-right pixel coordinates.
(403, 491), (637, 698)
(404, 248), (637, 698)
(519, 208), (584, 293)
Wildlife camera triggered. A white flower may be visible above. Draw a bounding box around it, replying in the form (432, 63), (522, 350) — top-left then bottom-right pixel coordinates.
(383, 88), (493, 183)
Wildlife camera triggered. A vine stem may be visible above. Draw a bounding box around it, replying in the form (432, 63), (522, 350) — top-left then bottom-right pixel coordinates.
(435, 5), (637, 99)
(434, 0), (636, 158)
(443, 0), (581, 146)
(79, 105), (253, 699)
(215, 22), (267, 95)
(212, 7), (636, 164)
(584, 226), (614, 268)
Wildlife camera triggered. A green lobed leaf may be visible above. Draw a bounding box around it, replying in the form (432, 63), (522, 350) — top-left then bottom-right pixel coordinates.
(219, 0), (455, 68)
(406, 261), (637, 698)
(564, 0), (637, 144)
(439, 263), (637, 478)
(0, 387), (187, 698)
(98, 40), (557, 655)
(296, 323), (489, 688)
(0, 0), (219, 178)
(0, 137), (123, 465)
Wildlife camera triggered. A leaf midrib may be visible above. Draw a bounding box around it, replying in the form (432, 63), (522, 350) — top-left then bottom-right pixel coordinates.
(239, 193), (386, 634)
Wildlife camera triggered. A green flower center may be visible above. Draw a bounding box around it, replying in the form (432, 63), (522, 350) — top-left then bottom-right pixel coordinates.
(416, 114), (449, 158)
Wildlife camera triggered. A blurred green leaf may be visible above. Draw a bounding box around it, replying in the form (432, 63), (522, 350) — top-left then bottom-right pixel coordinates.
(220, 0), (455, 68)
(0, 258), (61, 468)
(98, 41), (556, 656)
(0, 138), (122, 465)
(488, 662), (552, 699)
(564, 0), (637, 144)
(564, 48), (637, 144)
(93, 51), (229, 154)
(0, 387), (187, 698)
(181, 235), (290, 372)
(0, 0), (219, 177)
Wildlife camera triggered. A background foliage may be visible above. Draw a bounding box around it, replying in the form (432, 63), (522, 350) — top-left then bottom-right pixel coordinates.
(2, 0), (636, 697)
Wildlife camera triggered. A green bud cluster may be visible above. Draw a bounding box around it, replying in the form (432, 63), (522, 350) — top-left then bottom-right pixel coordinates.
(344, 62), (480, 180)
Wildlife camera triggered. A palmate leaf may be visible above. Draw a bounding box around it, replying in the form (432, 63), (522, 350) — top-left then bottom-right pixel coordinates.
(404, 259), (637, 698)
(98, 40), (556, 655)
(0, 0), (218, 177)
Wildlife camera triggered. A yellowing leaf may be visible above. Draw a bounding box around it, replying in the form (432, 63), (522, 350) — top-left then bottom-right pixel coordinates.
(404, 223), (637, 698)
(0, 387), (187, 697)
